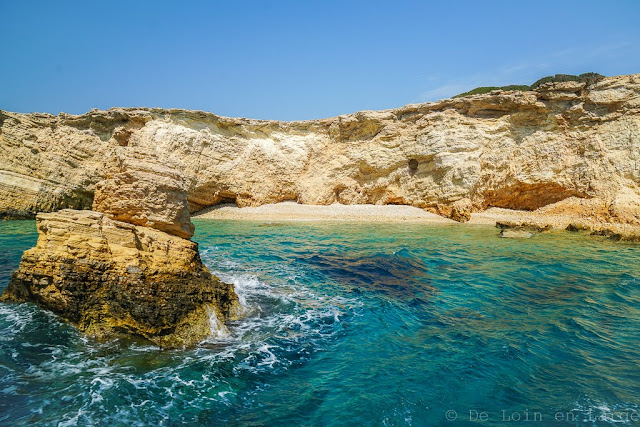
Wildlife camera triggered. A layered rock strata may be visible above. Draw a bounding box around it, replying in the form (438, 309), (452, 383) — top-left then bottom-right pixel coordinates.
(1, 74), (639, 225)
(1, 155), (239, 348)
(93, 150), (195, 239)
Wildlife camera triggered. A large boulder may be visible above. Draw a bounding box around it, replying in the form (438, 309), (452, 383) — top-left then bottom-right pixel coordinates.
(1, 209), (239, 348)
(450, 198), (474, 223)
(93, 152), (195, 239)
(2, 155), (240, 348)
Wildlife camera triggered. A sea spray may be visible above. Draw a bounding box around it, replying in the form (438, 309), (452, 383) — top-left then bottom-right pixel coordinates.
(206, 306), (230, 340)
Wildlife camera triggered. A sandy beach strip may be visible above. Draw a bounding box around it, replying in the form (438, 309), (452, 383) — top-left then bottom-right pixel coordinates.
(193, 202), (457, 223)
(193, 202), (542, 225)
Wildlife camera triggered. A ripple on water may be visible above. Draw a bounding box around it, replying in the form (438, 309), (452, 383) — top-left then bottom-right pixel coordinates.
(0, 220), (639, 425)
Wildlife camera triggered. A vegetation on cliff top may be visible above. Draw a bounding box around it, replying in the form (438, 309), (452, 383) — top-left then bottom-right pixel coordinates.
(453, 72), (605, 98)
(453, 85), (530, 98)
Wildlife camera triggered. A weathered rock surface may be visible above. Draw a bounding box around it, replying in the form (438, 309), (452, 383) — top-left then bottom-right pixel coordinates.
(1, 210), (239, 347)
(93, 150), (194, 239)
(489, 196), (640, 242)
(1, 155), (239, 348)
(1, 74), (639, 224)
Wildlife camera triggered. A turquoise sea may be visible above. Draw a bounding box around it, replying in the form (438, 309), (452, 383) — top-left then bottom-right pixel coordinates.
(0, 219), (639, 426)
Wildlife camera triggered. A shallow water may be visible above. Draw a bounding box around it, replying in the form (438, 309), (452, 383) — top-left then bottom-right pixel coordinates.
(0, 219), (639, 426)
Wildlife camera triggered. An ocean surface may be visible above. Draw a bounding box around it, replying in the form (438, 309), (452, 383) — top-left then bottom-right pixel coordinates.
(0, 219), (639, 426)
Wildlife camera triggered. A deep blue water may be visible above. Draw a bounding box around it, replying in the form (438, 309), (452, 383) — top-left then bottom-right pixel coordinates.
(0, 219), (639, 426)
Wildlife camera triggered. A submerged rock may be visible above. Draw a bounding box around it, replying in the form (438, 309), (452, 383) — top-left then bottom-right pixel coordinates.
(495, 214), (640, 243)
(496, 221), (552, 233)
(496, 220), (550, 238)
(500, 229), (534, 239)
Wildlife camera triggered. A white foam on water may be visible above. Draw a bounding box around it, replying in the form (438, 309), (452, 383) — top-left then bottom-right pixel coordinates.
(7, 244), (364, 424)
(255, 344), (278, 367)
(0, 304), (47, 334)
(570, 399), (639, 425)
(216, 272), (281, 303)
(207, 306), (231, 340)
(58, 409), (87, 427)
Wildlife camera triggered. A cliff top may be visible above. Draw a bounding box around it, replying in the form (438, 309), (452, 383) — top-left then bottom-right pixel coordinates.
(2, 73), (639, 126)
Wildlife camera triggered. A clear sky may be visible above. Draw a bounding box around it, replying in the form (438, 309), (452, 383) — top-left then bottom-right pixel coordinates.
(2, 0), (639, 120)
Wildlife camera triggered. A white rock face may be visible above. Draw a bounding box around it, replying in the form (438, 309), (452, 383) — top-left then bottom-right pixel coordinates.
(1, 74), (639, 223)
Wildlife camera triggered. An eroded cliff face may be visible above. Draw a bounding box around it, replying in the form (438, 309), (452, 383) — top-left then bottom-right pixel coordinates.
(1, 156), (239, 348)
(1, 74), (639, 223)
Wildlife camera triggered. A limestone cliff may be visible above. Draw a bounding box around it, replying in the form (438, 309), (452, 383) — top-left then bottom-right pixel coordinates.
(1, 74), (639, 223)
(1, 157), (239, 348)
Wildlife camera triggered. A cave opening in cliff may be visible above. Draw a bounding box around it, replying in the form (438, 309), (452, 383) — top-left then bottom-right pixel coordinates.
(408, 158), (418, 175)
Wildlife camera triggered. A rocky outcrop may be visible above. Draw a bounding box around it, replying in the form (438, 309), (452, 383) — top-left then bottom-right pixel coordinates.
(491, 196), (640, 242)
(496, 217), (640, 242)
(1, 158), (239, 348)
(1, 74), (639, 224)
(93, 150), (195, 239)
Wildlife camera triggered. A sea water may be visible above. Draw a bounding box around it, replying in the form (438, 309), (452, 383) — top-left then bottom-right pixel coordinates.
(0, 219), (639, 426)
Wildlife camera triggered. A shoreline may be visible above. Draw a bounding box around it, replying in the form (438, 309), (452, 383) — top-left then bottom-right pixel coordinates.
(193, 202), (455, 223)
(191, 201), (610, 226)
(193, 202), (640, 241)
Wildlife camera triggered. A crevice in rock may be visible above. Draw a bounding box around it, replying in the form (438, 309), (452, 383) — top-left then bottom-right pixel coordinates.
(469, 109), (510, 119)
(188, 182), (239, 212)
(408, 158), (419, 175)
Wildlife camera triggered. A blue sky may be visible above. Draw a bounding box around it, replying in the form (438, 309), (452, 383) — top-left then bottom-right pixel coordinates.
(2, 0), (639, 120)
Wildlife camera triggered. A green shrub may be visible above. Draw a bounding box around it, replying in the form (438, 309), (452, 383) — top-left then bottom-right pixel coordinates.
(452, 72), (604, 98)
(530, 72), (604, 89)
(453, 85), (530, 98)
